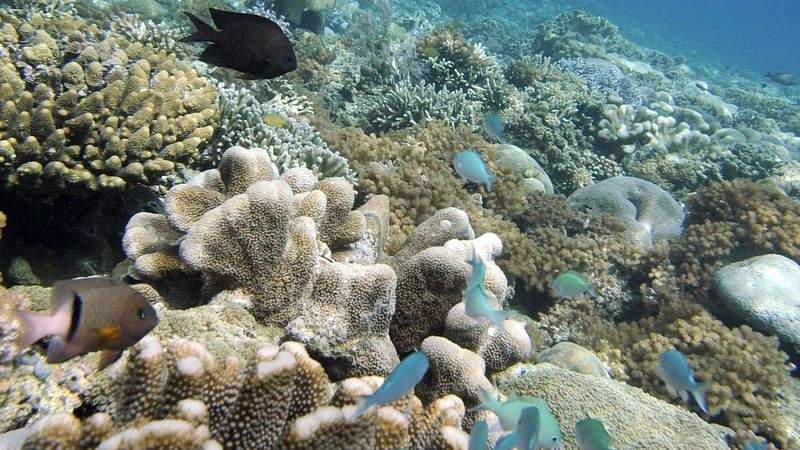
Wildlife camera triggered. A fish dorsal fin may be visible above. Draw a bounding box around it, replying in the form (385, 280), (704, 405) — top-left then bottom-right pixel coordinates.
(208, 8), (283, 33)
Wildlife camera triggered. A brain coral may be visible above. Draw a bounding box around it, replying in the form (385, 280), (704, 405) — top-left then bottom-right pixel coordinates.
(566, 176), (684, 251)
(0, 12), (217, 195)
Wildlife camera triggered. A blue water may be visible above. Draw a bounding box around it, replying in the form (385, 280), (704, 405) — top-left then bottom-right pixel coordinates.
(578, 0), (800, 77)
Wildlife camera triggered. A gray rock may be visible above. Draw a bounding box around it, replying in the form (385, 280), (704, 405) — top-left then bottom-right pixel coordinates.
(537, 342), (608, 378)
(495, 144), (554, 194)
(713, 254), (800, 351)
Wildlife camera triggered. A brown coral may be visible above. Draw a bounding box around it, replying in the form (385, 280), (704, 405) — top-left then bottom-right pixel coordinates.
(0, 13), (217, 194)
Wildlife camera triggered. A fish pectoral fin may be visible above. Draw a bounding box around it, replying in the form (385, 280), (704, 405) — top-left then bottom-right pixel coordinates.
(45, 336), (84, 364)
(97, 349), (123, 370)
(95, 326), (121, 342)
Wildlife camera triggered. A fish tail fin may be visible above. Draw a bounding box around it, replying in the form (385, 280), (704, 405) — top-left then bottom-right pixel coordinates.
(15, 309), (59, 348)
(486, 175), (497, 192)
(180, 11), (217, 42)
(692, 383), (710, 413)
(468, 386), (497, 413)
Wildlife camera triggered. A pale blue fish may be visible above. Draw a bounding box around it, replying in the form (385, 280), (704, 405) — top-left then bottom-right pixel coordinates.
(469, 389), (562, 449)
(352, 351), (429, 418)
(453, 150), (497, 192)
(468, 419), (489, 450)
(494, 431), (520, 450)
(551, 271), (597, 299)
(575, 418), (612, 450)
(483, 113), (506, 144)
(743, 440), (769, 450)
(465, 243), (488, 294)
(464, 284), (508, 333)
(517, 406), (540, 450)
(657, 350), (709, 413)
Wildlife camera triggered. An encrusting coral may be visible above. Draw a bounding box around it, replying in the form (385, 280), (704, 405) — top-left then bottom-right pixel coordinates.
(0, 12), (217, 195)
(17, 336), (470, 449)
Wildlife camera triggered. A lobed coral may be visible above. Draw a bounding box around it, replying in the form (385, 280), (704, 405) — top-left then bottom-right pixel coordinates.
(0, 12), (217, 195)
(20, 336), (469, 449)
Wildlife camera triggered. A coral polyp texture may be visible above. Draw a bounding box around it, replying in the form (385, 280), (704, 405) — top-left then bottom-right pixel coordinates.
(0, 12), (217, 195)
(124, 146), (366, 328)
(19, 337), (469, 450)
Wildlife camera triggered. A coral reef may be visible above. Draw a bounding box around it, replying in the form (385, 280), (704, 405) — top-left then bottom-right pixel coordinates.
(0, 12), (217, 195)
(20, 336), (469, 449)
(595, 299), (794, 447)
(495, 363), (729, 449)
(211, 81), (356, 182)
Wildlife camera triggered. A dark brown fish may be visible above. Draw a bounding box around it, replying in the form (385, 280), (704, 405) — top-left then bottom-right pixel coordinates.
(16, 277), (158, 369)
(767, 72), (797, 86)
(180, 8), (297, 79)
(299, 10), (325, 36)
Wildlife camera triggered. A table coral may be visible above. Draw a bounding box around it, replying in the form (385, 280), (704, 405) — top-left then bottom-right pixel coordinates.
(0, 13), (217, 195)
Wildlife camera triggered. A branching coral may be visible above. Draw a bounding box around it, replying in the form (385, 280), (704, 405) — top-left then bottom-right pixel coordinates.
(0, 12), (217, 195)
(211, 81), (355, 182)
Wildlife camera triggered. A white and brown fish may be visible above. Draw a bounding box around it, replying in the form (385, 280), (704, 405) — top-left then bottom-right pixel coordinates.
(15, 277), (158, 369)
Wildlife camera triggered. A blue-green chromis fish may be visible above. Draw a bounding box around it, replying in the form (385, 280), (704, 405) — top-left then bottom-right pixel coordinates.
(453, 150), (497, 192)
(494, 431), (520, 450)
(465, 244), (488, 293)
(551, 271), (597, 299)
(464, 284), (508, 333)
(14, 277), (158, 370)
(657, 350), (709, 413)
(575, 418), (612, 450)
(467, 419), (489, 450)
(517, 406), (540, 450)
(352, 351), (429, 417)
(469, 388), (562, 449)
(743, 440), (769, 450)
(483, 113), (506, 144)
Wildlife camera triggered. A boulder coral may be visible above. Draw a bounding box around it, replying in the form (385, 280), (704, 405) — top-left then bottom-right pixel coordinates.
(0, 12), (217, 195)
(566, 176), (684, 251)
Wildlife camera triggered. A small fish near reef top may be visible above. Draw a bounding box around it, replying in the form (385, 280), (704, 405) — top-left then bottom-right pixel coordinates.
(575, 418), (613, 450)
(483, 113), (506, 144)
(14, 277), (158, 370)
(181, 8), (297, 79)
(657, 349), (710, 413)
(453, 150), (497, 192)
(551, 271), (597, 299)
(766, 72), (797, 86)
(352, 350), (429, 418)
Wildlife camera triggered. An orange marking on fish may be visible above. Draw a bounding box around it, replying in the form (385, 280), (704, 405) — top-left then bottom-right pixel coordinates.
(95, 326), (121, 341)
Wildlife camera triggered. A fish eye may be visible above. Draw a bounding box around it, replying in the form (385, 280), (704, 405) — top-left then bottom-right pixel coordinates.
(551, 436), (559, 442)
(285, 55), (294, 63)
(137, 308), (147, 320)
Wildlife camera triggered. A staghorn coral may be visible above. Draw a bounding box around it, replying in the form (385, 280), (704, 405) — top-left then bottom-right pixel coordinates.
(417, 26), (512, 111)
(211, 81), (355, 182)
(0, 12), (217, 195)
(365, 77), (481, 132)
(21, 336), (468, 449)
